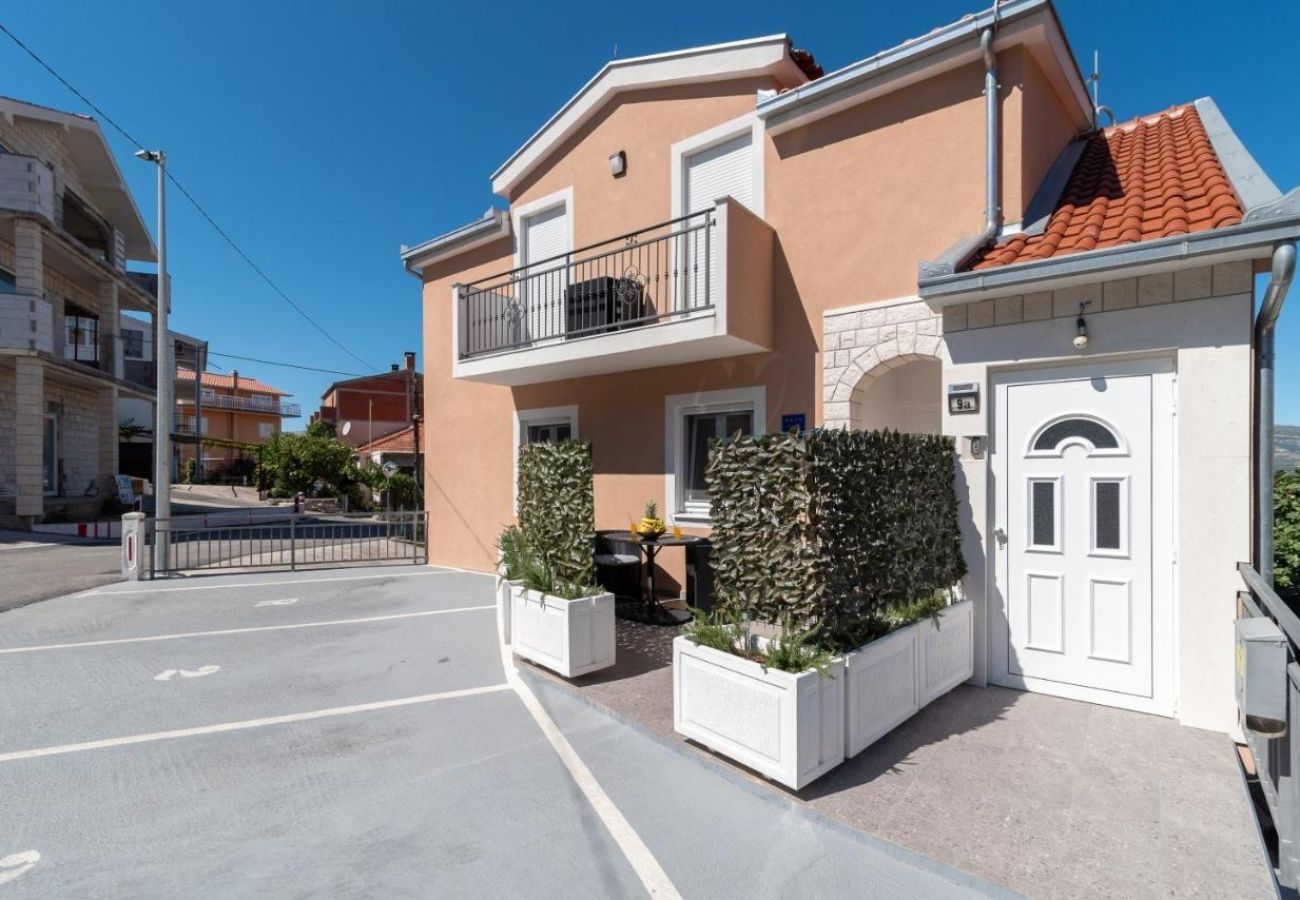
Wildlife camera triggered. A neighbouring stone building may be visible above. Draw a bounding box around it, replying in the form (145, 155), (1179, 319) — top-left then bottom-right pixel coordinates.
(0, 95), (159, 524)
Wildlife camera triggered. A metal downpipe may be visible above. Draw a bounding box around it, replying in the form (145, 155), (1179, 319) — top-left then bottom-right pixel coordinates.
(978, 26), (1001, 247)
(1257, 241), (1297, 584)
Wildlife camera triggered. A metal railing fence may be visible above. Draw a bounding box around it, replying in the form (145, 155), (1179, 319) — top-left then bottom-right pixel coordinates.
(143, 510), (426, 577)
(458, 209), (715, 359)
(1238, 562), (1300, 895)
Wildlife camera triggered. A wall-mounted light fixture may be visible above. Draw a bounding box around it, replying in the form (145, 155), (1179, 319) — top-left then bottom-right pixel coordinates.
(609, 150), (627, 178)
(1073, 300), (1092, 350)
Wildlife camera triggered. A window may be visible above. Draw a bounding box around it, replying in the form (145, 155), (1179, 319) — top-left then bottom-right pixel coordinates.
(1091, 477), (1127, 555)
(1031, 416), (1119, 454)
(665, 386), (765, 521)
(526, 422), (571, 443)
(122, 330), (144, 359)
(64, 307), (99, 364)
(42, 415), (58, 496)
(200, 416), (209, 436)
(1027, 478), (1061, 551)
(683, 409), (753, 504)
(0, 267), (15, 294)
(258, 421), (275, 439)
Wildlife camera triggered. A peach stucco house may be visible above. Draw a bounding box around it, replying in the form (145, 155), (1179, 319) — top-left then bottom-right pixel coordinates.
(403, 0), (1300, 736)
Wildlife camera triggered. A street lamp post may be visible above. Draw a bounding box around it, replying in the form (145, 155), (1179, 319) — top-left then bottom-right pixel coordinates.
(136, 148), (170, 572)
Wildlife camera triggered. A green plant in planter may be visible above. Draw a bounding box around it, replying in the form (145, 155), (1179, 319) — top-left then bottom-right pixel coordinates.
(497, 525), (531, 582)
(682, 605), (748, 655)
(762, 629), (837, 678)
(516, 440), (595, 588)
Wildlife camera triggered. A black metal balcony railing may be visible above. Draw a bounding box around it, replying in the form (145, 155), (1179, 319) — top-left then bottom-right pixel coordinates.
(458, 209), (715, 359)
(123, 359), (157, 389)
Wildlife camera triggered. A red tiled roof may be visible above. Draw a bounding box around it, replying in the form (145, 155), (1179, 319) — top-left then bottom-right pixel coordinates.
(970, 104), (1244, 271)
(356, 425), (419, 454)
(176, 369), (289, 396)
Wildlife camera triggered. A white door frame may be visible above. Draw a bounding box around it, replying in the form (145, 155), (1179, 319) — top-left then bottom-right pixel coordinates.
(989, 356), (1177, 717)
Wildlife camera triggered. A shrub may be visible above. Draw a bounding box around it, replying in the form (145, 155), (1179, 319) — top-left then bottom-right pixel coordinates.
(706, 429), (965, 656)
(1276, 470), (1300, 602)
(385, 472), (417, 509)
(516, 440), (595, 589)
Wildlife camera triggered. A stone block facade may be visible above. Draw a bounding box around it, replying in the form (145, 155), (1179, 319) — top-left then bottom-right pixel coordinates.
(940, 262), (1252, 334)
(822, 299), (944, 429)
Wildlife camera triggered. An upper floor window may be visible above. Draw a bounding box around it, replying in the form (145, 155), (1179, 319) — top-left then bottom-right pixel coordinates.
(0, 267), (16, 294)
(64, 304), (99, 365)
(122, 330), (145, 359)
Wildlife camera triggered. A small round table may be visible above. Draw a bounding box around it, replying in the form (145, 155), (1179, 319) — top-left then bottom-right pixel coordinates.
(607, 531), (700, 626)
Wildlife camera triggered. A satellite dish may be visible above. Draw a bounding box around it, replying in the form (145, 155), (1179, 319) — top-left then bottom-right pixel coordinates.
(382, 462), (398, 477)
(341, 421), (352, 436)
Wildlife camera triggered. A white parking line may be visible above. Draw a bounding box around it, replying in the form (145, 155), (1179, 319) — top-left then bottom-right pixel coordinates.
(254, 598), (298, 607)
(500, 643), (682, 899)
(0, 605), (495, 654)
(84, 568), (460, 596)
(0, 684), (512, 764)
(0, 850), (40, 885)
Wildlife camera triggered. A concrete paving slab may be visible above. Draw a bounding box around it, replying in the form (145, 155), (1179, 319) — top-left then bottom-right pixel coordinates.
(521, 668), (1017, 899)
(0, 569), (486, 650)
(0, 608), (500, 754)
(0, 691), (648, 899)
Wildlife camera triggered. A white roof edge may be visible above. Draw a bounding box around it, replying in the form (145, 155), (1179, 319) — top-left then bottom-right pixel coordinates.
(757, 0), (1091, 135)
(489, 34), (801, 197)
(0, 96), (157, 262)
(400, 208), (511, 276)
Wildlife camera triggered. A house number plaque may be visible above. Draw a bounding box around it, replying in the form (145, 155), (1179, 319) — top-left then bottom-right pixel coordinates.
(947, 382), (980, 414)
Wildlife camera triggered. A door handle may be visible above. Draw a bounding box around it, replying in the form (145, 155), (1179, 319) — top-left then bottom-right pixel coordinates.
(994, 527), (1008, 548)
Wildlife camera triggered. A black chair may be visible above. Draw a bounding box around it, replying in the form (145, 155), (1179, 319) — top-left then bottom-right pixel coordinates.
(594, 530), (640, 600)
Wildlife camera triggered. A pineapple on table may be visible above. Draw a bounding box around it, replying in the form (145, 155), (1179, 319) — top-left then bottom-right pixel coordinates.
(637, 502), (666, 537)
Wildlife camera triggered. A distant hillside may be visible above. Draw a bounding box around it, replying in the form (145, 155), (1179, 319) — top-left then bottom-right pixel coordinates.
(1278, 425), (1300, 473)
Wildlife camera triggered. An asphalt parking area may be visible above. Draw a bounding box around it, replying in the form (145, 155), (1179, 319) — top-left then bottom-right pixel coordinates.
(0, 567), (1012, 898)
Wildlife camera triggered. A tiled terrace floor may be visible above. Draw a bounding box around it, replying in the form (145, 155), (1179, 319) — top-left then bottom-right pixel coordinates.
(524, 619), (1272, 899)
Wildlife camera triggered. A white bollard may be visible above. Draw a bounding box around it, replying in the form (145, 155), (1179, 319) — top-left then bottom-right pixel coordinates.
(121, 512), (146, 581)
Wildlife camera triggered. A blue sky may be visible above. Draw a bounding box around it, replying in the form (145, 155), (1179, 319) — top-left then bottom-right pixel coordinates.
(4, 1), (1298, 423)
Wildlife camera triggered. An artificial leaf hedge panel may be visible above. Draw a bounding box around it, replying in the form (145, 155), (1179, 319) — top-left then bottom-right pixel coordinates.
(516, 440), (595, 587)
(706, 429), (966, 649)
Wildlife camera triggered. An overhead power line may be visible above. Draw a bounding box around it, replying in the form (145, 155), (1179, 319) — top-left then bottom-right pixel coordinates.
(206, 351), (365, 378)
(0, 21), (379, 372)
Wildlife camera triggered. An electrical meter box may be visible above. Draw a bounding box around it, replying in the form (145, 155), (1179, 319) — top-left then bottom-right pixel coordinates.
(1235, 617), (1288, 736)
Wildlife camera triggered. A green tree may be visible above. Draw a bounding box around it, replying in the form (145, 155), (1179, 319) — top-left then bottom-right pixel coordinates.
(262, 423), (357, 497)
(1276, 470), (1300, 601)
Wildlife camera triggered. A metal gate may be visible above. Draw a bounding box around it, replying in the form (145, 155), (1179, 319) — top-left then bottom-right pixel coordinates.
(140, 511), (427, 578)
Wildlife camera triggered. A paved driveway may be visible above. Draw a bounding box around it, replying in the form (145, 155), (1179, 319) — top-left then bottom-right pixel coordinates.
(0, 567), (1009, 898)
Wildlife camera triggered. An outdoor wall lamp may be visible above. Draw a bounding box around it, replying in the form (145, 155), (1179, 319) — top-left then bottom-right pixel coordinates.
(1073, 300), (1092, 350)
(609, 150), (627, 178)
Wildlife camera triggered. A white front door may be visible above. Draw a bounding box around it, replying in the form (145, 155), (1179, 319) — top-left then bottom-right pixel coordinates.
(992, 361), (1174, 714)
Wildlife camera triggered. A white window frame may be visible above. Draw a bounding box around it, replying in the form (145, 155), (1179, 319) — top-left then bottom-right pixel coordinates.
(513, 404), (579, 508)
(510, 186), (575, 270)
(664, 386), (765, 524)
(669, 113), (764, 220)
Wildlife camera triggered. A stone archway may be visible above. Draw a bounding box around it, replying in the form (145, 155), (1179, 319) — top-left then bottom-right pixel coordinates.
(822, 300), (944, 430)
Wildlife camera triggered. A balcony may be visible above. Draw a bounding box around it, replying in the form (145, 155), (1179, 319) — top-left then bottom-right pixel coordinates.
(453, 197), (774, 385)
(184, 392), (301, 417)
(0, 153), (56, 221)
(0, 293), (53, 353)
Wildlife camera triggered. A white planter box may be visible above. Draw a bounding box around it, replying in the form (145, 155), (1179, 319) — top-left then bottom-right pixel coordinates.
(918, 598), (974, 706)
(511, 585), (615, 678)
(843, 599), (975, 757)
(494, 569), (519, 646)
(673, 636), (844, 790)
(844, 623), (921, 758)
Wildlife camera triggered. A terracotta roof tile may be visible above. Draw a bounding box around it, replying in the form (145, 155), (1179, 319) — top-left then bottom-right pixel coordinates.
(355, 425), (420, 454)
(176, 369), (290, 396)
(969, 104), (1244, 271)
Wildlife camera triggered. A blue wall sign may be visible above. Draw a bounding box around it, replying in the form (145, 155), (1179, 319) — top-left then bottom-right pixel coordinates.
(781, 413), (806, 435)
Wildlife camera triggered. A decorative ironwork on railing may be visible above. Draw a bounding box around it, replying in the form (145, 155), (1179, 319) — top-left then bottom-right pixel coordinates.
(458, 209), (716, 359)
